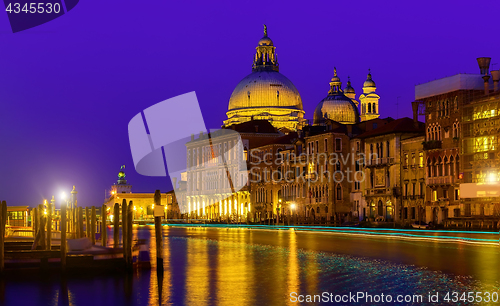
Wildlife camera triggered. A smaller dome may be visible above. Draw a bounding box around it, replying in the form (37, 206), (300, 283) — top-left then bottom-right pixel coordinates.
(363, 71), (376, 88)
(258, 36), (273, 46)
(313, 95), (359, 125)
(344, 77), (355, 94)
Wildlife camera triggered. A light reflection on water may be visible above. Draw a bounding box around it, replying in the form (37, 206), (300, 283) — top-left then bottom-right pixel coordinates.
(2, 226), (499, 306)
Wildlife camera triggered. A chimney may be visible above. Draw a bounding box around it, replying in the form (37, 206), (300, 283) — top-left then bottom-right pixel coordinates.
(199, 131), (204, 138)
(491, 70), (500, 92)
(191, 134), (194, 141)
(477, 57), (491, 95)
(411, 101), (419, 129)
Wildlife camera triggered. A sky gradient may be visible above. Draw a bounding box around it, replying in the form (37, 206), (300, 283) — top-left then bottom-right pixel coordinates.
(0, 0), (499, 207)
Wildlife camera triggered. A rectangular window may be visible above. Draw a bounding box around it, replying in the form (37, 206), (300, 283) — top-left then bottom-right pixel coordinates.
(411, 207), (416, 219)
(411, 153), (415, 166)
(335, 138), (342, 152)
(412, 183), (416, 196)
(419, 152), (424, 168)
(432, 190), (437, 201)
(404, 154), (409, 167)
(443, 189), (448, 199)
(454, 189), (460, 201)
(324, 138), (328, 152)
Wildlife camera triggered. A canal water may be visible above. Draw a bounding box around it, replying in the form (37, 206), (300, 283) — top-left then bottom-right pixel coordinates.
(2, 226), (500, 305)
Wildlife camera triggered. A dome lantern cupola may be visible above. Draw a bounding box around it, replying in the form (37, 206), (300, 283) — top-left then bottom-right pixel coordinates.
(253, 24), (279, 72)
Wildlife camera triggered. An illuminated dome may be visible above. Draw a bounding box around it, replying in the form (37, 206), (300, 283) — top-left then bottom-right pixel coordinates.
(227, 71), (303, 111)
(258, 36), (273, 46)
(313, 68), (359, 125)
(363, 71), (376, 88)
(224, 25), (305, 131)
(344, 77), (355, 94)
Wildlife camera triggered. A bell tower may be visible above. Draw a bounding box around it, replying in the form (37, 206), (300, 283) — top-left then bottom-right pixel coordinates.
(359, 70), (380, 121)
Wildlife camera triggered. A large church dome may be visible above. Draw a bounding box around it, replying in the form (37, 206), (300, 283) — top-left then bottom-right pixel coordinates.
(227, 71), (303, 111)
(224, 26), (305, 131)
(313, 68), (359, 125)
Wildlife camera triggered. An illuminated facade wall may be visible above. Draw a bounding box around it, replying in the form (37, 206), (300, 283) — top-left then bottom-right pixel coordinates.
(461, 91), (500, 220)
(419, 88), (483, 224)
(400, 136), (426, 224)
(184, 122), (281, 222)
(104, 192), (176, 220)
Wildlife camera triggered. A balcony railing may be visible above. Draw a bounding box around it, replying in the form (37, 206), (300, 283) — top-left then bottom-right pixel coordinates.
(365, 188), (394, 196)
(426, 176), (455, 185)
(423, 140), (442, 150)
(366, 157), (395, 167)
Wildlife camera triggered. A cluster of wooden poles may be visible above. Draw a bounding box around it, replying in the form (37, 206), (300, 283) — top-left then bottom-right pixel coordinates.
(0, 189), (166, 273)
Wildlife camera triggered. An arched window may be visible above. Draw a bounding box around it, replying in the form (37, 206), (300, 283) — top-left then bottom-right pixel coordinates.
(449, 155), (455, 176)
(444, 156), (449, 176)
(432, 157), (437, 177)
(438, 156), (443, 176)
(368, 103), (372, 113)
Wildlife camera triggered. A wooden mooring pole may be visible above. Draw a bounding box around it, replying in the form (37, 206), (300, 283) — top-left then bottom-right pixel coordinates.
(60, 200), (67, 271)
(38, 204), (46, 250)
(101, 204), (107, 247)
(122, 199), (127, 262)
(91, 206), (96, 245)
(126, 201), (133, 269)
(78, 207), (84, 239)
(46, 201), (52, 250)
(0, 201), (6, 274)
(85, 207), (90, 239)
(113, 203), (119, 248)
(154, 190), (163, 273)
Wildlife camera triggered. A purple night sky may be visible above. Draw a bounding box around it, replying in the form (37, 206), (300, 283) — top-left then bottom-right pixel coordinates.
(0, 0), (499, 207)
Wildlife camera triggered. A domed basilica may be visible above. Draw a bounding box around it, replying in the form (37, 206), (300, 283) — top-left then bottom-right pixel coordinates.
(223, 26), (380, 130)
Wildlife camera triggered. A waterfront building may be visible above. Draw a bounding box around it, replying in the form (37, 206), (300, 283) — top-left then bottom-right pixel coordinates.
(6, 206), (29, 227)
(414, 57), (496, 226)
(185, 120), (280, 222)
(104, 167), (180, 220)
(355, 118), (425, 223)
(400, 135), (426, 225)
(459, 66), (500, 228)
